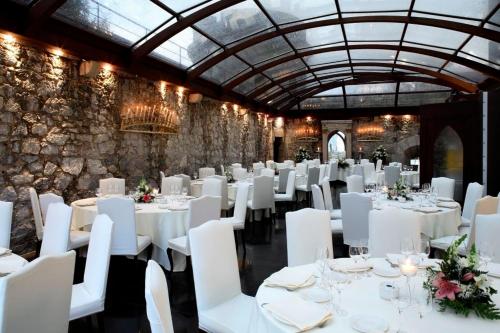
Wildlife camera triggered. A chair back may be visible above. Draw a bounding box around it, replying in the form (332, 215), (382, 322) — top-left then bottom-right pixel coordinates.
(313, 159), (320, 167)
(261, 168), (275, 177)
(352, 164), (364, 184)
(99, 178), (125, 195)
(83, 215), (114, 305)
(209, 176), (230, 210)
(318, 165), (327, 181)
(276, 163), (287, 170)
(190, 221), (241, 311)
(295, 163), (307, 176)
(160, 171), (165, 180)
(277, 168), (291, 193)
(284, 160), (294, 168)
(251, 176), (274, 210)
(346, 175), (364, 193)
(321, 179), (334, 211)
(328, 161), (338, 181)
(362, 163), (376, 185)
(201, 178), (222, 198)
(341, 193), (372, 245)
(39, 203), (72, 256)
(265, 160), (275, 169)
(253, 166), (263, 176)
(97, 197), (138, 255)
(162, 176), (183, 195)
(431, 177), (455, 199)
(252, 162), (264, 170)
(0, 251), (75, 333)
(284, 171), (296, 199)
(468, 196), (499, 252)
(232, 167), (247, 181)
(174, 174), (192, 195)
(384, 166), (401, 187)
(0, 201), (13, 249)
(220, 165), (225, 175)
(39, 193), (64, 223)
(311, 185), (325, 210)
(199, 167), (215, 179)
(369, 207), (421, 257)
(233, 183), (250, 222)
(475, 214), (500, 263)
(286, 208), (333, 266)
(29, 187), (44, 241)
(231, 163), (242, 170)
(305, 167), (320, 191)
(187, 196), (221, 252)
(389, 162), (402, 170)
(462, 182), (484, 221)
(375, 159), (382, 172)
(145, 260), (175, 333)
(346, 158), (355, 166)
(360, 159), (369, 165)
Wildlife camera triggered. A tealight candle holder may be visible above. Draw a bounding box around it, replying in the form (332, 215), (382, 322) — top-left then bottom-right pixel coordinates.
(399, 257), (418, 303)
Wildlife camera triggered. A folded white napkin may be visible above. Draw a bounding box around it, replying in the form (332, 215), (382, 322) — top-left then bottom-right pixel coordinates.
(0, 248), (11, 256)
(264, 266), (314, 290)
(437, 197), (454, 202)
(264, 295), (332, 331)
(329, 258), (372, 272)
(437, 201), (460, 209)
(414, 207), (441, 213)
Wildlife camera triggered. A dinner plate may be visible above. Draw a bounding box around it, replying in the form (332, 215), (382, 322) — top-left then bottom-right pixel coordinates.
(372, 266), (400, 278)
(350, 314), (389, 333)
(300, 287), (330, 303)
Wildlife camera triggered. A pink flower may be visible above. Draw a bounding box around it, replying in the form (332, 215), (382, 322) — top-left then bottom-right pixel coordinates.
(462, 272), (475, 282)
(433, 273), (461, 300)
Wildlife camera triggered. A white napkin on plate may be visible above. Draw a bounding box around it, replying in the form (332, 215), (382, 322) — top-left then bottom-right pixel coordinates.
(329, 258), (372, 272)
(0, 248), (11, 256)
(264, 295), (332, 331)
(437, 201), (460, 209)
(264, 266), (314, 290)
(414, 207), (441, 213)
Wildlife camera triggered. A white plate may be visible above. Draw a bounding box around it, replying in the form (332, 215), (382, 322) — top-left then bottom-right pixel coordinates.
(487, 263), (500, 278)
(373, 266), (401, 278)
(350, 314), (389, 333)
(300, 287), (330, 303)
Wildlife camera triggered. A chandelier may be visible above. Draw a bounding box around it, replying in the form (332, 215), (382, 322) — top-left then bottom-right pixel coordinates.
(120, 104), (179, 135)
(356, 124), (384, 142)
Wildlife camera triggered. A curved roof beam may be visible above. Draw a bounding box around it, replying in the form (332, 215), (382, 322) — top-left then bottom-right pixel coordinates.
(223, 44), (497, 92)
(262, 73), (459, 105)
(248, 62), (477, 100)
(188, 16), (500, 78)
(131, 0), (245, 60)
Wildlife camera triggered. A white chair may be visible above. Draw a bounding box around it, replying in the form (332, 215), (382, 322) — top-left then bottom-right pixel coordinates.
(475, 214), (500, 263)
(276, 168), (291, 193)
(321, 178), (341, 219)
(232, 167), (247, 181)
(313, 159), (320, 167)
(69, 214), (114, 321)
(375, 159), (382, 172)
(346, 158), (355, 166)
(97, 197), (152, 256)
(286, 208), (333, 266)
(174, 174), (192, 195)
(265, 160), (275, 169)
(39, 202), (73, 257)
(201, 178), (223, 198)
(362, 163), (376, 185)
(360, 159), (369, 165)
(253, 166), (264, 176)
(461, 182), (484, 227)
(231, 163), (242, 169)
(384, 166), (401, 187)
(190, 220), (254, 332)
(296, 167), (320, 206)
(369, 207), (421, 257)
(167, 196), (221, 272)
(431, 196), (499, 255)
(99, 178), (125, 195)
(39, 193), (90, 251)
(346, 175), (364, 193)
(220, 165), (225, 176)
(39, 192), (64, 223)
(328, 161), (338, 181)
(160, 171), (166, 181)
(319, 164), (327, 181)
(145, 260), (175, 333)
(252, 162), (264, 170)
(295, 162), (307, 176)
(247, 176), (275, 240)
(284, 160), (294, 168)
(161, 176), (183, 195)
(389, 162), (402, 170)
(0, 251), (75, 333)
(29, 187), (44, 242)
(431, 177), (455, 199)
(221, 183), (250, 256)
(210, 175), (235, 212)
(261, 168), (275, 177)
(199, 167), (215, 179)
(0, 201), (12, 249)
(275, 170), (296, 202)
(311, 184), (325, 210)
(352, 164), (364, 184)
(341, 193), (372, 246)
(275, 162), (286, 170)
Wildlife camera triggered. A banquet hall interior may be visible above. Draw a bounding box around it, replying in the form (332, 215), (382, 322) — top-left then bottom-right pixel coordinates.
(0, 0), (500, 332)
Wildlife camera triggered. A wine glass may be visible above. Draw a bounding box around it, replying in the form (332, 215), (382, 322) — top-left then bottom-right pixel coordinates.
(329, 272), (350, 317)
(417, 238), (431, 268)
(422, 183), (430, 193)
(479, 242), (493, 271)
(182, 186), (188, 197)
(416, 286), (433, 319)
(400, 238), (415, 257)
(316, 247), (330, 288)
(95, 188), (102, 197)
(391, 286), (410, 333)
(360, 239), (371, 277)
(349, 244), (362, 279)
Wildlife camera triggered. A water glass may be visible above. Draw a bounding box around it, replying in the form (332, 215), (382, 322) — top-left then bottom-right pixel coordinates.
(400, 238), (415, 257)
(417, 238), (431, 266)
(391, 286), (410, 333)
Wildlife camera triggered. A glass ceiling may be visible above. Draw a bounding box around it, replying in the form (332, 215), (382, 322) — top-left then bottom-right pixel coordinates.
(30, 0), (499, 111)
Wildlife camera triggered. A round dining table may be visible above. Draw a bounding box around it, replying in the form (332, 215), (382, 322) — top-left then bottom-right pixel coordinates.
(256, 258), (500, 333)
(0, 252), (28, 277)
(71, 197), (189, 271)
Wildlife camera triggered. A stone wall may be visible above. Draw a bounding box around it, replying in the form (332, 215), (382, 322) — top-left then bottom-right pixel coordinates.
(0, 40), (272, 254)
(283, 118), (322, 161)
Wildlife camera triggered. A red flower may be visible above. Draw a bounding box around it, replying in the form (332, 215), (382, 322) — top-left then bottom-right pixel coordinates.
(143, 194), (151, 203)
(433, 272), (461, 301)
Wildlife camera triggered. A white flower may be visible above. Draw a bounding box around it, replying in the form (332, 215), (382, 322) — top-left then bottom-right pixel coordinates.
(458, 257), (470, 268)
(474, 274), (491, 292)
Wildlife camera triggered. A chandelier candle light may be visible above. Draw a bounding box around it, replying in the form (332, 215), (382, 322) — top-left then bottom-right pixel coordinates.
(121, 104), (179, 135)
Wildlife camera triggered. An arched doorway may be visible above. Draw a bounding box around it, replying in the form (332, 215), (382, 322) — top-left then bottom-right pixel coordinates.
(433, 126), (464, 200)
(327, 130), (346, 160)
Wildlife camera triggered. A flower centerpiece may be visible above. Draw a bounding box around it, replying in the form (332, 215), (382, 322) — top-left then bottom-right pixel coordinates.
(135, 178), (155, 203)
(424, 235), (500, 319)
(371, 145), (388, 164)
(337, 158), (350, 170)
(294, 146), (311, 163)
(387, 177), (412, 201)
(224, 169), (234, 183)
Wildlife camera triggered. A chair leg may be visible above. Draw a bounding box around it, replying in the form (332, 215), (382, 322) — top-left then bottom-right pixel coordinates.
(234, 230), (239, 255)
(96, 312), (105, 333)
(146, 244), (153, 261)
(166, 248), (174, 274)
(241, 230), (247, 259)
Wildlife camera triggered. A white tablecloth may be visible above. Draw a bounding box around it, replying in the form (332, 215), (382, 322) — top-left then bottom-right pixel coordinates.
(256, 259), (500, 333)
(376, 171), (420, 186)
(0, 253), (27, 276)
(71, 198), (188, 271)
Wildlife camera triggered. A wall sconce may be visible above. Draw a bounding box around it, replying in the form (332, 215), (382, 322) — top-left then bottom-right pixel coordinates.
(3, 33), (15, 43)
(274, 117), (284, 129)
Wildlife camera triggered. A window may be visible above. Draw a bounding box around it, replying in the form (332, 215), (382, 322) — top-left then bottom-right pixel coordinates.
(328, 131), (346, 160)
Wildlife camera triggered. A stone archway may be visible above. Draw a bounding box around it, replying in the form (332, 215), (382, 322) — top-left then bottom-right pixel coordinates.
(321, 120), (353, 161)
(393, 134), (420, 164)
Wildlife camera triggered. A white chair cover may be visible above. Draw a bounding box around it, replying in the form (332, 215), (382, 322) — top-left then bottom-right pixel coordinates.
(384, 166), (401, 187)
(160, 171), (165, 180)
(261, 168), (275, 177)
(274, 171), (296, 202)
(360, 159), (369, 165)
(39, 202), (72, 256)
(301, 167), (320, 192)
(99, 178), (125, 195)
(97, 197), (151, 256)
(162, 176), (184, 195)
(209, 175), (232, 210)
(286, 208), (333, 266)
(341, 193), (372, 245)
(39, 193), (64, 224)
(369, 207), (421, 257)
(319, 165), (326, 181)
(189, 221), (254, 332)
(220, 165), (225, 176)
(475, 214), (500, 263)
(346, 175), (364, 193)
(201, 178), (223, 198)
(252, 162), (264, 170)
(431, 177), (455, 199)
(0, 251), (75, 333)
(275, 162), (287, 170)
(248, 176), (274, 210)
(328, 161), (338, 181)
(295, 162), (307, 176)
(284, 160), (294, 168)
(389, 162), (402, 170)
(375, 159), (383, 172)
(221, 183), (250, 230)
(321, 178), (334, 212)
(313, 159), (321, 167)
(232, 167), (247, 181)
(352, 164), (364, 184)
(265, 160), (275, 169)
(174, 174), (192, 195)
(0, 201), (12, 249)
(186, 196), (221, 252)
(199, 167), (216, 179)
(461, 182), (484, 226)
(70, 214), (114, 320)
(145, 260), (175, 333)
(29, 187), (44, 241)
(231, 163), (242, 170)
(362, 163), (376, 185)
(277, 168), (291, 193)
(311, 185), (325, 210)
(346, 159), (355, 166)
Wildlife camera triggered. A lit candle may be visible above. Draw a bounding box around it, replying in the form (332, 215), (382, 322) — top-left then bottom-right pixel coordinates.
(399, 257), (418, 277)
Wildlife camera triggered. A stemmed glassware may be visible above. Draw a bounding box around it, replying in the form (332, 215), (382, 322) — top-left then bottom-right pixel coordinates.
(326, 270), (350, 317)
(417, 238), (431, 270)
(316, 247), (330, 289)
(95, 188), (102, 197)
(400, 238), (415, 257)
(478, 242), (493, 271)
(390, 286), (410, 333)
(349, 244), (362, 279)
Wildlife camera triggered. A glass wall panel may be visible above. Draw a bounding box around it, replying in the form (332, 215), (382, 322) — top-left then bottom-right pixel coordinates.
(259, 0), (336, 24)
(442, 62), (488, 83)
(263, 59), (306, 79)
(398, 82), (450, 92)
(237, 37), (293, 65)
(397, 91), (450, 106)
(346, 94), (395, 107)
(316, 87), (343, 96)
(345, 83), (396, 94)
(413, 0), (495, 22)
(397, 51), (446, 68)
(339, 0), (411, 12)
(233, 74), (271, 94)
(304, 51), (349, 66)
(404, 25), (468, 50)
(345, 23), (404, 41)
(461, 37), (500, 66)
(287, 26), (343, 49)
(201, 56), (249, 84)
(350, 49), (397, 60)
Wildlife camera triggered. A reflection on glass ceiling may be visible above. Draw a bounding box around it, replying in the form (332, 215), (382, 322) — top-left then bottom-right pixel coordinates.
(43, 0), (500, 111)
